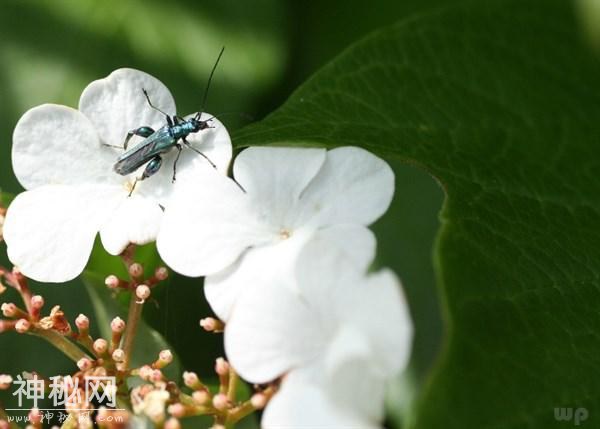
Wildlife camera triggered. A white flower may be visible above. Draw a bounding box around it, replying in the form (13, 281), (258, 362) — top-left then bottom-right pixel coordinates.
(225, 226), (413, 427)
(157, 146), (394, 320)
(132, 387), (170, 424)
(4, 68), (231, 282)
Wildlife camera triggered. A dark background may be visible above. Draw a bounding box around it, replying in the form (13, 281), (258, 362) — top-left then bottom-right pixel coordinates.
(0, 1), (445, 426)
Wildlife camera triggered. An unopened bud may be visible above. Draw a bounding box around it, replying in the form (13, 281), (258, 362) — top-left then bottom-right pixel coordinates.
(0, 374), (13, 390)
(167, 403), (186, 418)
(28, 408), (42, 424)
(105, 275), (120, 289)
(136, 284), (151, 301)
(157, 349), (173, 366)
(251, 393), (267, 409)
(192, 389), (209, 405)
(0, 419), (9, 429)
(199, 317), (224, 332)
(129, 263), (143, 278)
(155, 267), (169, 281)
(15, 318), (30, 333)
(112, 348), (125, 362)
(75, 314), (89, 330)
(77, 358), (93, 371)
(93, 339), (108, 355)
(150, 369), (163, 382)
(1, 303), (17, 318)
(212, 393), (228, 410)
(164, 417), (181, 429)
(30, 295), (44, 310)
(183, 371), (200, 388)
(215, 357), (229, 376)
(111, 317), (126, 333)
(138, 365), (153, 380)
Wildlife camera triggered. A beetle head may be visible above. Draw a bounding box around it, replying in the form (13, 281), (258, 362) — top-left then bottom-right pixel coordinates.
(191, 113), (212, 132)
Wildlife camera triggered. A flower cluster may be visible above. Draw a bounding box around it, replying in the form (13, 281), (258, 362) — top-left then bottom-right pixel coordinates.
(4, 69), (231, 282)
(1, 69), (413, 428)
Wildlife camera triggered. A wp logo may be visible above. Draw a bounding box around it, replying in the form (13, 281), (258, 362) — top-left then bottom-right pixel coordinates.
(554, 408), (588, 426)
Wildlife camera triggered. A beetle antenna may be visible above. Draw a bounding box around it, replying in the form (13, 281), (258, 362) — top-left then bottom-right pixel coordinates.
(200, 46), (225, 115)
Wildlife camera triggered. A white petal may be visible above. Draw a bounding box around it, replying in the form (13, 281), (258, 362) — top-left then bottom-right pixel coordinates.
(3, 185), (119, 282)
(222, 234), (323, 382)
(79, 68), (176, 149)
(221, 227), (371, 381)
(262, 369), (379, 429)
(136, 112), (233, 206)
(298, 146), (395, 227)
(323, 327), (387, 423)
(182, 112), (232, 175)
(99, 195), (164, 255)
(295, 227), (412, 376)
(233, 147), (326, 226)
(294, 225), (377, 310)
(12, 104), (119, 189)
(355, 270), (414, 375)
(157, 168), (273, 278)
(204, 227), (314, 321)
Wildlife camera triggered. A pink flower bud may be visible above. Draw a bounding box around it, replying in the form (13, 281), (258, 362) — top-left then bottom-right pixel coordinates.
(159, 349), (173, 364)
(28, 408), (42, 424)
(77, 358), (93, 371)
(150, 369), (163, 382)
(112, 348), (125, 362)
(138, 365), (153, 380)
(105, 275), (120, 289)
(30, 295), (44, 310)
(128, 263), (143, 278)
(251, 393), (267, 409)
(0, 419), (9, 429)
(164, 417), (181, 429)
(111, 317), (126, 333)
(15, 318), (30, 333)
(215, 357), (229, 376)
(1, 303), (17, 318)
(199, 317), (224, 332)
(136, 284), (151, 301)
(93, 339), (108, 355)
(75, 314), (89, 330)
(183, 371), (200, 388)
(0, 374), (12, 390)
(192, 390), (209, 405)
(167, 403), (186, 418)
(212, 393), (229, 411)
(155, 267), (169, 281)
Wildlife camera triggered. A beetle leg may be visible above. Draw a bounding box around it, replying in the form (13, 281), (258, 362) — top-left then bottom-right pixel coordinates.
(128, 155), (163, 197)
(123, 126), (155, 150)
(172, 144), (183, 183)
(182, 138), (217, 169)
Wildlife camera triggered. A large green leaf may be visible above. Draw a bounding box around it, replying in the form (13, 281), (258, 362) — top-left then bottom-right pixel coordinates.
(233, 1), (600, 428)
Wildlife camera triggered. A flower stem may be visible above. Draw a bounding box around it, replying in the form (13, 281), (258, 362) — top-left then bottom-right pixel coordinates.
(30, 328), (90, 363)
(227, 368), (238, 402)
(122, 295), (143, 370)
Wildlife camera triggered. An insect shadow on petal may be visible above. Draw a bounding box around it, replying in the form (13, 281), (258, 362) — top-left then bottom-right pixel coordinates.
(109, 47), (225, 196)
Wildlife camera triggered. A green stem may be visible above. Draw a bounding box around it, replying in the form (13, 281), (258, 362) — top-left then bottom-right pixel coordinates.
(31, 328), (90, 362)
(122, 296), (143, 370)
(227, 370), (239, 402)
(227, 400), (255, 425)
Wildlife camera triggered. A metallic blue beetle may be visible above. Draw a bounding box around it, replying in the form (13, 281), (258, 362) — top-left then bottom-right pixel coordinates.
(111, 48), (224, 195)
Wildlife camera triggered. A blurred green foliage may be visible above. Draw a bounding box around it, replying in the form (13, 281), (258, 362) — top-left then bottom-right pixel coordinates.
(0, 0), (446, 426)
